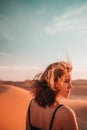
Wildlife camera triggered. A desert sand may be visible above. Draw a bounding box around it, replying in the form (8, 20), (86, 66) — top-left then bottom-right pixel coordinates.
(0, 84), (32, 130)
(0, 80), (87, 130)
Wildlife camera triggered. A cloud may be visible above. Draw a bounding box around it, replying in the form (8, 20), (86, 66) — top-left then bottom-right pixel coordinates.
(0, 52), (11, 61)
(45, 2), (87, 35)
(0, 26), (14, 41)
(0, 52), (8, 56)
(35, 9), (46, 16)
(0, 15), (14, 41)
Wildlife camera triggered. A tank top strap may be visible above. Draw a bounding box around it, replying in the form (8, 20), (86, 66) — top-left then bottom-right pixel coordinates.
(49, 104), (63, 130)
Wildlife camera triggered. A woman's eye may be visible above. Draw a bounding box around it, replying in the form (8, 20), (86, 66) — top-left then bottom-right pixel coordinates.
(65, 80), (68, 83)
(65, 80), (70, 83)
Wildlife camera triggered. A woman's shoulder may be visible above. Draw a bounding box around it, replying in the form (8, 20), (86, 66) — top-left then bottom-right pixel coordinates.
(56, 105), (76, 118)
(61, 105), (75, 114)
(54, 104), (77, 125)
(54, 105), (78, 130)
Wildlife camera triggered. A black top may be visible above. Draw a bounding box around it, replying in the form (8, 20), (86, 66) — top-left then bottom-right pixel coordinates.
(27, 100), (63, 130)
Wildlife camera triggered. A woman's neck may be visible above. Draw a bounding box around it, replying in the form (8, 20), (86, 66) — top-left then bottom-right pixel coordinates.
(53, 99), (60, 106)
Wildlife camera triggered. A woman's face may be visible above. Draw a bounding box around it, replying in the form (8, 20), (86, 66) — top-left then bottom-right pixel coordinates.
(56, 73), (73, 98)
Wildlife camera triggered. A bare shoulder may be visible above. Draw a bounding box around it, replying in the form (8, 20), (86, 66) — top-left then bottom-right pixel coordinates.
(59, 105), (76, 117)
(55, 105), (79, 130)
(57, 105), (77, 122)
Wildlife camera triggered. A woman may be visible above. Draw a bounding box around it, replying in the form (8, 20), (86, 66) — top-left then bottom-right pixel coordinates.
(26, 61), (79, 130)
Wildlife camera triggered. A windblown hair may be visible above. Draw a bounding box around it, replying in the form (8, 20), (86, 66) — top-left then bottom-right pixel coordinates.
(29, 61), (72, 108)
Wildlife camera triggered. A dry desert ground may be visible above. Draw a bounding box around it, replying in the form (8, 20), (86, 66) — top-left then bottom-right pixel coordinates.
(0, 80), (87, 130)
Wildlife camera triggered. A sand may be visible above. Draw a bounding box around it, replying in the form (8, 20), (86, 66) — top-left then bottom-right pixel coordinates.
(0, 84), (32, 130)
(0, 84), (87, 130)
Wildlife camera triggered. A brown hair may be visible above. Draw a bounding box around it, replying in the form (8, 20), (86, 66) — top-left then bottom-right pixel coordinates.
(29, 61), (72, 108)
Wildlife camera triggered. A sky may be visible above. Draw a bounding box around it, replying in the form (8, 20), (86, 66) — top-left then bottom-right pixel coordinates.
(0, 0), (87, 81)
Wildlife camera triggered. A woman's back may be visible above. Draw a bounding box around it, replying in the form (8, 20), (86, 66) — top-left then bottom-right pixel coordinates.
(27, 99), (78, 130)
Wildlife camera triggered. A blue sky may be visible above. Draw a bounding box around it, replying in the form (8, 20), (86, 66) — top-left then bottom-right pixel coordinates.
(0, 0), (87, 81)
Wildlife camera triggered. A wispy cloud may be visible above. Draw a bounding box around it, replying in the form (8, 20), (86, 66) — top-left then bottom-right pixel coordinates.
(0, 15), (14, 41)
(0, 52), (11, 60)
(35, 9), (46, 16)
(45, 2), (87, 35)
(0, 52), (8, 56)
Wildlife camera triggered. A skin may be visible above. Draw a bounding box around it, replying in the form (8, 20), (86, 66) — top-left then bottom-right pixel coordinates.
(56, 73), (72, 99)
(51, 105), (79, 130)
(52, 73), (79, 130)
(27, 73), (79, 130)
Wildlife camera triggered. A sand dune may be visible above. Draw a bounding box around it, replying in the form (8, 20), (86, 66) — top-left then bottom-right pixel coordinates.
(0, 84), (32, 130)
(0, 79), (87, 98)
(0, 80), (87, 130)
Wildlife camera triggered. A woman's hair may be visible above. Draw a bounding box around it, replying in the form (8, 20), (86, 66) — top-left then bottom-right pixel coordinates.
(29, 61), (72, 108)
